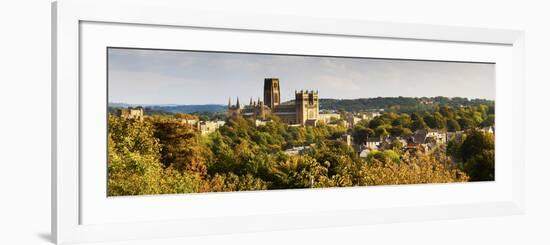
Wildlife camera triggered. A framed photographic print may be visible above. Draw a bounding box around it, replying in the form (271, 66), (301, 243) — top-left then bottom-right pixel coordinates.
(52, 0), (525, 244)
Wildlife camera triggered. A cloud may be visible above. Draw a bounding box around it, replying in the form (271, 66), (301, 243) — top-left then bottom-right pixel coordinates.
(108, 48), (495, 104)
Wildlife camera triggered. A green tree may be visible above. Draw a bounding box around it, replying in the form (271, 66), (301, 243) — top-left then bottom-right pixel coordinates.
(458, 117), (475, 130)
(390, 138), (404, 151)
(389, 126), (405, 137)
(446, 118), (461, 132)
(352, 126), (374, 144)
(432, 112), (446, 129)
(366, 150), (400, 164)
(464, 149), (494, 181)
(368, 117), (385, 129)
(423, 115), (437, 129)
(460, 130), (493, 161)
(459, 130), (495, 181)
(410, 117), (427, 131)
(481, 114), (495, 127)
(108, 115), (165, 196)
(374, 126), (389, 138)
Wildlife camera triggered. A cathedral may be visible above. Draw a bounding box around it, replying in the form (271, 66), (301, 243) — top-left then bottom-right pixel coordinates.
(227, 78), (320, 126)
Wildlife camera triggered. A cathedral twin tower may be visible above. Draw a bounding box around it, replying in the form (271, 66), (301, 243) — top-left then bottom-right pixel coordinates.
(228, 78), (319, 126)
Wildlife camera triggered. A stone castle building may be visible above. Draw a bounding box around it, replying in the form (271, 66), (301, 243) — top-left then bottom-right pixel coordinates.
(227, 78), (319, 126)
(116, 107), (144, 121)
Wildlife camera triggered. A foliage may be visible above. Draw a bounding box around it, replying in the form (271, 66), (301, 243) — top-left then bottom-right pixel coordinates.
(107, 97), (493, 196)
(208, 173), (269, 192)
(360, 153), (468, 185)
(366, 150), (400, 164)
(459, 130), (495, 181)
(318, 97), (494, 113)
(350, 104), (493, 139)
(108, 115), (165, 196)
(153, 118), (209, 177)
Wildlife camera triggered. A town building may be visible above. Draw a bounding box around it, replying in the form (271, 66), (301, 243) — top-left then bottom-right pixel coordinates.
(254, 119), (269, 127)
(358, 111), (382, 121)
(178, 118), (198, 126)
(405, 129), (447, 152)
(364, 137), (382, 149)
(346, 113), (362, 128)
(283, 146), (312, 156)
(340, 134), (352, 146)
(197, 121), (226, 135)
(318, 112), (341, 124)
(228, 78), (320, 126)
(425, 129), (447, 144)
(116, 107), (144, 121)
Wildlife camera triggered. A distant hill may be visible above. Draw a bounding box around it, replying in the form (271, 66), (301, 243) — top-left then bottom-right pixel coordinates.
(110, 96), (494, 116)
(108, 103), (226, 115)
(318, 96), (494, 113)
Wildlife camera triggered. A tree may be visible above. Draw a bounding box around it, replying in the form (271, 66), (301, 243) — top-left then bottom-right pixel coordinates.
(174, 113), (198, 120)
(401, 127), (413, 136)
(464, 149), (494, 181)
(458, 117), (475, 130)
(432, 112), (446, 129)
(108, 115), (211, 196)
(153, 119), (209, 177)
(309, 140), (359, 178)
(208, 173), (269, 192)
(390, 138), (404, 151)
(423, 115), (437, 128)
(361, 153), (468, 185)
(459, 130), (494, 162)
(392, 114), (412, 128)
(410, 112), (420, 121)
(108, 115), (165, 196)
(389, 126), (405, 137)
(374, 126), (390, 138)
(423, 113), (445, 129)
(368, 117), (385, 129)
(438, 106), (456, 118)
(352, 126), (374, 144)
(410, 117), (427, 131)
(446, 136), (464, 161)
(366, 149), (400, 164)
(481, 114), (495, 127)
(459, 130), (495, 181)
(446, 118), (461, 132)
(108, 97), (495, 195)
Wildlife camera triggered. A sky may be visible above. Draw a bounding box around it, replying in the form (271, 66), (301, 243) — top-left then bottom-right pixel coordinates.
(108, 48), (495, 105)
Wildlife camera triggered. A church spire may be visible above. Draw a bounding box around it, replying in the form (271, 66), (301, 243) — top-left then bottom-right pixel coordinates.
(250, 97), (253, 106)
(236, 97), (240, 108)
(228, 97), (232, 108)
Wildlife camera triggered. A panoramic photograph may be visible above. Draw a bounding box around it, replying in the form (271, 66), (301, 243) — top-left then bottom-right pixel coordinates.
(107, 47), (495, 197)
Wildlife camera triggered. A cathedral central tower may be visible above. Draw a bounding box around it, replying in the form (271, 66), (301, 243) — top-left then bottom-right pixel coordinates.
(263, 78), (281, 109)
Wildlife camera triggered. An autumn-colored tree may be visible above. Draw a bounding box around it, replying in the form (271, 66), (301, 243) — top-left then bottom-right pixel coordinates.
(107, 98), (494, 196)
(153, 118), (209, 177)
(360, 153), (468, 186)
(107, 115), (165, 196)
(208, 173), (269, 192)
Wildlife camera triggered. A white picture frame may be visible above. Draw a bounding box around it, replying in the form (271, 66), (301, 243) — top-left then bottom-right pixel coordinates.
(52, 0), (525, 244)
